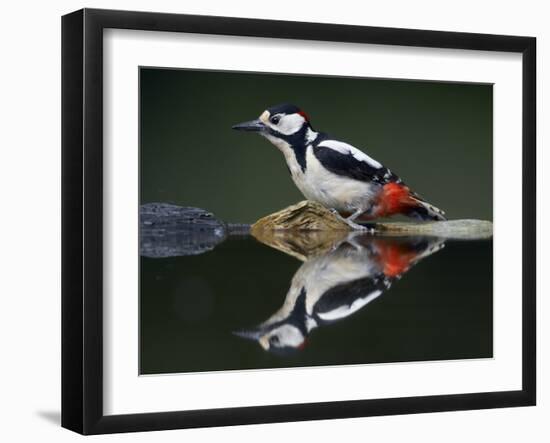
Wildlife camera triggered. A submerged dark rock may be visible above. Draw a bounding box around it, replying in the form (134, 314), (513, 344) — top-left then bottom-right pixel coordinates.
(140, 203), (233, 258)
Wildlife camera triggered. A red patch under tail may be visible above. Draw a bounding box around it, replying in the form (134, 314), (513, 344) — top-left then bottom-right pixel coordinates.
(373, 240), (420, 277)
(373, 182), (416, 218)
(368, 183), (446, 221)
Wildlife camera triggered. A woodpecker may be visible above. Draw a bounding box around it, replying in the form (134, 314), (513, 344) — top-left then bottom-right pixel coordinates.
(234, 234), (445, 353)
(233, 103), (446, 230)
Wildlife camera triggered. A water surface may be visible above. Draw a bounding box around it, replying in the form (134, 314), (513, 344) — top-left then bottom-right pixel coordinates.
(140, 233), (492, 374)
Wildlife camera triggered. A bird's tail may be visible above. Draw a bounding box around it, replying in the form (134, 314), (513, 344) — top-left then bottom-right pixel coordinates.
(406, 195), (447, 221)
(371, 182), (447, 221)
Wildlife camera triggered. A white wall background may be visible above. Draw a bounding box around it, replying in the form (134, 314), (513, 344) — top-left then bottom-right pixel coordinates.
(0, 0), (546, 441)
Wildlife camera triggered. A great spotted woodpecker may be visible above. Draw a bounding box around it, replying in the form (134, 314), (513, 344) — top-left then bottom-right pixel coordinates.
(234, 234), (445, 353)
(233, 103), (446, 230)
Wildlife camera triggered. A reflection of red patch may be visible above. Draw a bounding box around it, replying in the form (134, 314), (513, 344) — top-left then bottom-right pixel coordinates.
(375, 183), (415, 217)
(298, 110), (310, 122)
(375, 240), (419, 277)
(297, 339), (308, 350)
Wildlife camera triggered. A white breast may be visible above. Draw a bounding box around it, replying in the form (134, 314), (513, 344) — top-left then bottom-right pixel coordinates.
(263, 135), (379, 212)
(299, 147), (378, 212)
(295, 248), (381, 314)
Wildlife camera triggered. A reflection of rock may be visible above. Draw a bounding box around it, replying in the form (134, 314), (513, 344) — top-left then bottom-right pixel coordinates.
(234, 233), (445, 353)
(252, 200), (493, 240)
(252, 230), (348, 261)
(140, 203), (232, 258)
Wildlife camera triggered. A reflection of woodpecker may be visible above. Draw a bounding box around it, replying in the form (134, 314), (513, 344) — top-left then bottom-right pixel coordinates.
(234, 234), (445, 353)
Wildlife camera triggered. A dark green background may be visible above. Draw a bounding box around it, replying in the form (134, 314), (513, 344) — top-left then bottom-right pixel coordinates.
(140, 68), (493, 223)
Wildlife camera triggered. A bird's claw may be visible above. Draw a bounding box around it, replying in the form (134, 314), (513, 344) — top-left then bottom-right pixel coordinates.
(329, 209), (373, 232)
(346, 221), (372, 232)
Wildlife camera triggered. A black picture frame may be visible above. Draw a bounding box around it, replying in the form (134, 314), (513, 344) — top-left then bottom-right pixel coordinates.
(62, 8), (536, 435)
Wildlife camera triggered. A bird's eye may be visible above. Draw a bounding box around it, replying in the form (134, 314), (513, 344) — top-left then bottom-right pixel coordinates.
(270, 115), (281, 125)
(269, 336), (280, 346)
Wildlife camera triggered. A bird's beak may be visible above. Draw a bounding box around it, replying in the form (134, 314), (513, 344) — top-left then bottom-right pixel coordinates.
(232, 328), (263, 341)
(232, 118), (266, 132)
(233, 329), (272, 350)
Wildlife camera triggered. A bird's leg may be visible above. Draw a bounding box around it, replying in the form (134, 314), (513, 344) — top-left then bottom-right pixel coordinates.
(330, 208), (372, 232)
(345, 231), (369, 251)
(329, 231), (362, 252)
(347, 208), (364, 222)
(347, 209), (376, 233)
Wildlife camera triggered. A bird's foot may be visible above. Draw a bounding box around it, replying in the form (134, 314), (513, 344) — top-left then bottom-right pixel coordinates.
(329, 209), (373, 232)
(345, 219), (372, 231)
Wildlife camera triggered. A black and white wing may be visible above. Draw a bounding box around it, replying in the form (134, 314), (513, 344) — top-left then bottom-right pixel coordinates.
(312, 274), (392, 323)
(312, 138), (401, 184)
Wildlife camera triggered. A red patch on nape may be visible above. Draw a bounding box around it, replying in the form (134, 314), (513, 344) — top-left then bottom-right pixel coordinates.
(298, 110), (310, 122)
(297, 338), (308, 350)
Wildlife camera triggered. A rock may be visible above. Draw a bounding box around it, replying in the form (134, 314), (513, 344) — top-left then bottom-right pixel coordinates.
(139, 203), (229, 257)
(251, 200), (351, 234)
(139, 201), (492, 259)
(251, 200), (493, 240)
(373, 219), (493, 240)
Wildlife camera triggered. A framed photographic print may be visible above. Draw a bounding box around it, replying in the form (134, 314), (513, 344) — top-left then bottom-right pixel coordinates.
(61, 8), (536, 435)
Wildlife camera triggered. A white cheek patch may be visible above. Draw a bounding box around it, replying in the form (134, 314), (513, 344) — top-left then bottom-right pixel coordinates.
(269, 325), (305, 348)
(259, 111), (306, 135)
(277, 113), (306, 135)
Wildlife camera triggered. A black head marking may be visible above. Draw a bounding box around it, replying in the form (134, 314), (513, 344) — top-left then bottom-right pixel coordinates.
(266, 103), (303, 116)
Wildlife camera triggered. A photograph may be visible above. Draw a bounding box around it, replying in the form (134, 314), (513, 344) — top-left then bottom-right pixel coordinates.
(138, 67), (493, 375)
(58, 6), (538, 436)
